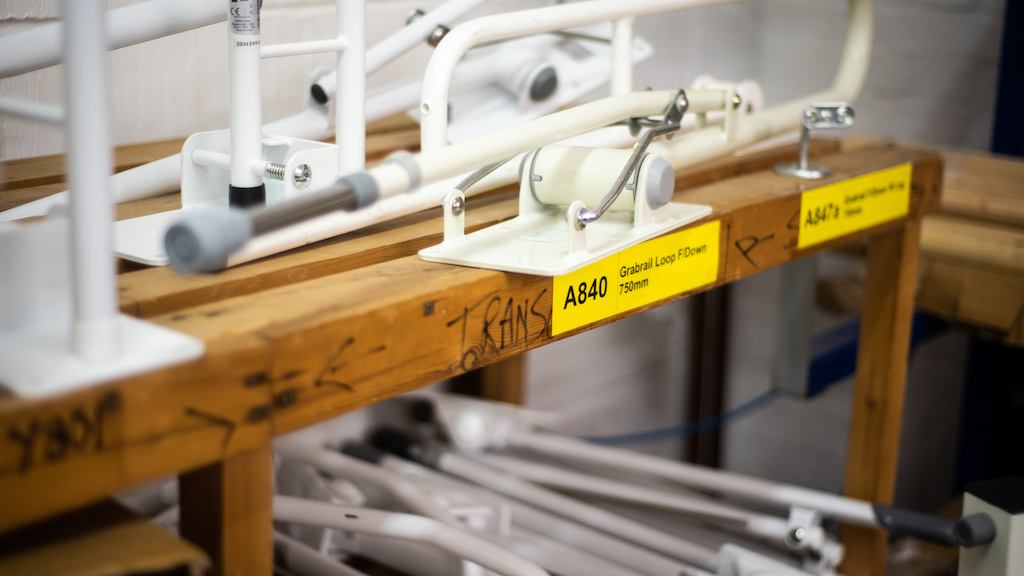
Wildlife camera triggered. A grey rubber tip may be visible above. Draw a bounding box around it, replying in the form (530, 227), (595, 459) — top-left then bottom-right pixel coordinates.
(954, 513), (997, 547)
(164, 209), (254, 274)
(643, 155), (675, 209)
(529, 66), (558, 102)
(339, 172), (380, 209)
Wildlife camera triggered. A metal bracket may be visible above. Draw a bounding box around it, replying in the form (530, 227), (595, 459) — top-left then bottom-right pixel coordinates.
(576, 89), (688, 228)
(775, 104), (855, 180)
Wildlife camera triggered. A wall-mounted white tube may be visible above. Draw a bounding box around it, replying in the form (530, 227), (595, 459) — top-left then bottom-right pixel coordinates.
(63, 0), (119, 363)
(337, 0), (366, 174)
(0, 0), (225, 80)
(506, 431), (878, 527)
(419, 0), (741, 151)
(273, 496), (550, 576)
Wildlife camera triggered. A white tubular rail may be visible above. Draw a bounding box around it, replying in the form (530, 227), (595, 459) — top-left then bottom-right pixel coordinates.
(275, 439), (461, 527)
(420, 0), (871, 152)
(63, 0), (120, 363)
(273, 496), (550, 576)
(438, 451), (720, 570)
(475, 452), (795, 547)
(419, 0), (742, 151)
(378, 453), (703, 576)
(373, 89), (726, 200)
(506, 431), (878, 527)
(0, 0), (224, 80)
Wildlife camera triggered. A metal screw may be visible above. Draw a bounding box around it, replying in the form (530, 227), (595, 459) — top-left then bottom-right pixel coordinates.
(731, 93), (743, 110)
(406, 8), (425, 25)
(788, 527), (807, 546)
(675, 93), (689, 112)
(428, 25), (450, 47)
(450, 195), (465, 216)
(292, 164), (312, 189)
(264, 162), (286, 181)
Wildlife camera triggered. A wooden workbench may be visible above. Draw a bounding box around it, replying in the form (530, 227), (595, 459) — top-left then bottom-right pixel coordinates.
(0, 131), (941, 575)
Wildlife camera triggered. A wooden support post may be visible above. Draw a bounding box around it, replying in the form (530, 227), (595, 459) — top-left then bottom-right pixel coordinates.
(841, 221), (922, 574)
(480, 356), (527, 404)
(179, 445), (274, 576)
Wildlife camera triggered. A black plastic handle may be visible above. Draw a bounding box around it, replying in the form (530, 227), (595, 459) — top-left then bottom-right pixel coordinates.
(873, 505), (996, 548)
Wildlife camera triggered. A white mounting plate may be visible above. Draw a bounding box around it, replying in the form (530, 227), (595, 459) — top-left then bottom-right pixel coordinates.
(419, 202), (711, 277)
(0, 314), (204, 398)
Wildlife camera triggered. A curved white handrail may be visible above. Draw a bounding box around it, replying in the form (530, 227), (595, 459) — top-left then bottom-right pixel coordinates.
(419, 0), (872, 152)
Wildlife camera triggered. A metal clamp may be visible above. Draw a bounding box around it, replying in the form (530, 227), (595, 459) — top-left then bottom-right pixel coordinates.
(575, 89), (688, 229)
(775, 104), (855, 180)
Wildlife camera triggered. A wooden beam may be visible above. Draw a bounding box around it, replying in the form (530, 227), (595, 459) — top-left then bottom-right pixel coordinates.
(180, 444), (274, 576)
(841, 220), (922, 575)
(0, 145), (942, 534)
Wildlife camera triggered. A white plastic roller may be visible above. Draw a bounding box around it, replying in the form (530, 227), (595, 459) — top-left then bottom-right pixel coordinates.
(526, 145), (675, 213)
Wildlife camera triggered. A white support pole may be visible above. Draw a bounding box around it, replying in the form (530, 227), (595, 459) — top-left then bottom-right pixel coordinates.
(62, 0), (119, 363)
(337, 0), (366, 174)
(610, 17), (634, 96)
(228, 0), (265, 205)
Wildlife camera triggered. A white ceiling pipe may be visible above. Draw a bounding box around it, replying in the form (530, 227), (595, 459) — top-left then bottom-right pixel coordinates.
(0, 0), (224, 79)
(273, 496), (550, 576)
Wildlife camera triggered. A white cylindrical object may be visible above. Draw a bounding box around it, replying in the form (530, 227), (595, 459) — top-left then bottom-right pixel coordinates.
(527, 146), (674, 212)
(439, 451), (719, 570)
(228, 0), (264, 191)
(273, 496), (550, 576)
(0, 0), (225, 80)
(337, 0), (366, 174)
(610, 17), (634, 96)
(63, 0), (120, 363)
(509, 431), (878, 526)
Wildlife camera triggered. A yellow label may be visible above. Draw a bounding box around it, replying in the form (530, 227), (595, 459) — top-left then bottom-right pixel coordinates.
(798, 163), (913, 248)
(551, 221), (720, 335)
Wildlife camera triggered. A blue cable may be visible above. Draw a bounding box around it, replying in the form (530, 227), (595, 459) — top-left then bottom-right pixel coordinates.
(583, 388), (779, 445)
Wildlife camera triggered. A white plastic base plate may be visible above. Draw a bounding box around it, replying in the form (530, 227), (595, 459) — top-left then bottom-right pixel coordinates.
(0, 314), (204, 397)
(115, 207), (188, 266)
(419, 202), (711, 277)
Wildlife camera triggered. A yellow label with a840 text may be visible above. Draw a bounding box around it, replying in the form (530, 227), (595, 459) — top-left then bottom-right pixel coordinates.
(551, 221), (720, 336)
